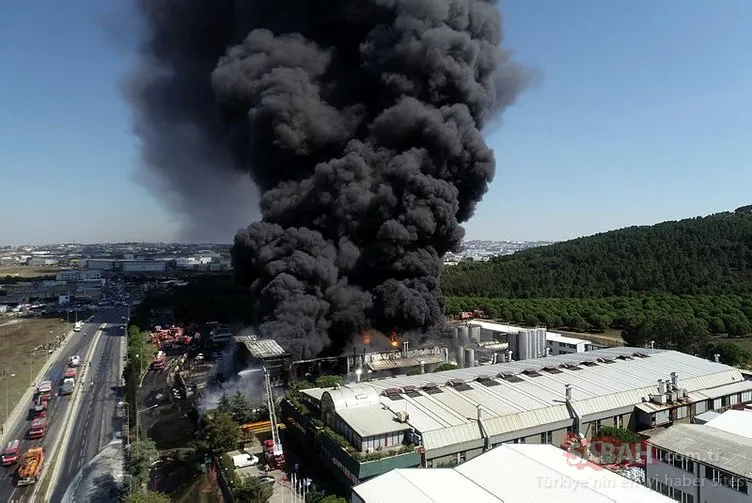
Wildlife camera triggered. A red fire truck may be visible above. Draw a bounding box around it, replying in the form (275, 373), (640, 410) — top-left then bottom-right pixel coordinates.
(1, 440), (20, 466)
(28, 418), (47, 440)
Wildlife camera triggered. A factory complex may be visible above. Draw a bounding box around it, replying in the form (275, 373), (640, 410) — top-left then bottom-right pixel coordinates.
(282, 347), (752, 488)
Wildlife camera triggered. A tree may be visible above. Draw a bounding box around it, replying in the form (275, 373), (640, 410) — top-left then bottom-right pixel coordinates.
(234, 475), (273, 503)
(706, 341), (752, 367)
(203, 410), (241, 454)
(314, 375), (342, 388)
(434, 363), (458, 372)
(217, 392), (255, 424)
(307, 489), (347, 503)
(124, 491), (171, 503)
(128, 439), (159, 490)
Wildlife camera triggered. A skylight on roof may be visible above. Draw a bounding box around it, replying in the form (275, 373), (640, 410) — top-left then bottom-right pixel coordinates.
(581, 361), (599, 367)
(543, 366), (563, 374)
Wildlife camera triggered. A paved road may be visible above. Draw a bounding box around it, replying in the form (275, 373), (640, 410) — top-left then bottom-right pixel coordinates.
(0, 307), (127, 503)
(51, 310), (128, 501)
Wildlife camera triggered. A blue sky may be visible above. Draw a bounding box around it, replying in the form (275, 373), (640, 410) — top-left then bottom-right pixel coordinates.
(1, 1), (751, 245)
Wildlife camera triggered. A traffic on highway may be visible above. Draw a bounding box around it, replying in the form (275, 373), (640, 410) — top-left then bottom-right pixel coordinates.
(0, 305), (128, 503)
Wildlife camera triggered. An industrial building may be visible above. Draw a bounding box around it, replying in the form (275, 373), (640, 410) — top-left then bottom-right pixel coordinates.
(452, 320), (595, 361)
(121, 260), (168, 273)
(351, 443), (674, 503)
(56, 270), (102, 282)
(233, 334), (292, 385)
(287, 347), (752, 486)
(646, 409), (752, 502)
(546, 332), (592, 355)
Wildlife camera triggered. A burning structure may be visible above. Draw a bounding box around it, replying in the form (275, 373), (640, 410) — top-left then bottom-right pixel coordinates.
(234, 334), (292, 385)
(125, 0), (530, 361)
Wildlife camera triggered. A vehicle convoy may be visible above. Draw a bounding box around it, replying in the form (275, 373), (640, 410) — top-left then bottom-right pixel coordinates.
(1, 440), (20, 466)
(16, 447), (44, 486)
(68, 355), (81, 367)
(28, 418), (47, 440)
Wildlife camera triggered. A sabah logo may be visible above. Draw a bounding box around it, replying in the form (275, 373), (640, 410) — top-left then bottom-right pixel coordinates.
(561, 433), (647, 471)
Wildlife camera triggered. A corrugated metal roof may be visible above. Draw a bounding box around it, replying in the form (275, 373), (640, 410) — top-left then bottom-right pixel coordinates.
(421, 423), (483, 451)
(483, 404), (572, 438)
(336, 406), (410, 437)
(687, 379), (752, 401)
(352, 468), (500, 503)
(353, 444), (674, 503)
(705, 409), (752, 439)
(236, 337), (288, 359)
(304, 349), (749, 456)
(648, 423), (752, 478)
(366, 355), (445, 371)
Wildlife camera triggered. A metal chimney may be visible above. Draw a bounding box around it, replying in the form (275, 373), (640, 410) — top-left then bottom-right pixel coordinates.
(649, 340), (655, 349)
(565, 384), (572, 402)
(402, 341), (409, 357)
(419, 361), (426, 374)
(714, 353), (720, 363)
(670, 372), (678, 389)
(657, 380), (665, 394)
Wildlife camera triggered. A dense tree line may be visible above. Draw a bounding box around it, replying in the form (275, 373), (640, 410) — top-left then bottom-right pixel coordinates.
(446, 294), (752, 336)
(442, 211), (752, 298)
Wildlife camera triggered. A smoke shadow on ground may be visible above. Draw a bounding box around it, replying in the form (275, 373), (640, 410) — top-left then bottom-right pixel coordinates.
(85, 472), (121, 502)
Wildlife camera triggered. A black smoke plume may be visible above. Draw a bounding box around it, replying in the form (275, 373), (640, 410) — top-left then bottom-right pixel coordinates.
(126, 0), (529, 358)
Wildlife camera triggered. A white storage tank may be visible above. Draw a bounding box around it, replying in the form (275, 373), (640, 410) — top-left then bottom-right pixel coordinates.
(469, 324), (481, 344)
(456, 347), (465, 368)
(464, 348), (476, 368)
(458, 325), (470, 346)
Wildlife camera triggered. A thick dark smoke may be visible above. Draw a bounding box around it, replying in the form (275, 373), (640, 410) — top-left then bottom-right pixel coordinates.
(126, 0), (529, 358)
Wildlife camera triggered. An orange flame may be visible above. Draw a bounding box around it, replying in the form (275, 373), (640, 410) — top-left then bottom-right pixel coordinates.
(361, 329), (373, 346)
(390, 331), (400, 348)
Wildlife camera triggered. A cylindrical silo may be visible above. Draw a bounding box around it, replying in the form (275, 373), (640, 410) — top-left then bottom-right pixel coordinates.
(459, 325), (470, 346)
(469, 325), (481, 344)
(464, 348), (476, 368)
(456, 347), (465, 368)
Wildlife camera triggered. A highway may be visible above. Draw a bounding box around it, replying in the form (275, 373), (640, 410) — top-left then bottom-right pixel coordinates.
(50, 308), (127, 501)
(0, 306), (127, 503)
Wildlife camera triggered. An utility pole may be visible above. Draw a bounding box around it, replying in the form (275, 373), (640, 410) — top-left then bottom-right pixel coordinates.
(4, 372), (16, 424)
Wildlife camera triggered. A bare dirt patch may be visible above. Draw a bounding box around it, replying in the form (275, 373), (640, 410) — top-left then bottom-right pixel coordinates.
(0, 266), (60, 278)
(555, 328), (625, 347)
(0, 317), (72, 423)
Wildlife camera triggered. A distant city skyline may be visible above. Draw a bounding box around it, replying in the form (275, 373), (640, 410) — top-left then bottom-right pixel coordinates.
(1, 1), (751, 245)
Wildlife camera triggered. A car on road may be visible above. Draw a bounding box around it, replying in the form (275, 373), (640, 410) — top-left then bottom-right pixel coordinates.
(257, 475), (275, 485)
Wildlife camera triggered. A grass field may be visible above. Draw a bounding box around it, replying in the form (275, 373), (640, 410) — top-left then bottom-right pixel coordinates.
(554, 328), (625, 347)
(0, 317), (72, 424)
(0, 266), (60, 278)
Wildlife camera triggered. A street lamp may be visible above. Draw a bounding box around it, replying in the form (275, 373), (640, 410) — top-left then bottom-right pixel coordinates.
(136, 404), (159, 443)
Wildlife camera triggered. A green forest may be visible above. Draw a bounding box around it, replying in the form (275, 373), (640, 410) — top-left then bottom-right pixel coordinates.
(442, 209), (752, 298)
(443, 208), (752, 365)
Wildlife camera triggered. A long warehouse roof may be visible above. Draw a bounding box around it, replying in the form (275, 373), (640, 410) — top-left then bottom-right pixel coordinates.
(304, 348), (752, 450)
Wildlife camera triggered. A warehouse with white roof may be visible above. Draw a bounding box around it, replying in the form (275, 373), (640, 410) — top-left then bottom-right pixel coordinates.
(646, 409), (752, 502)
(298, 347), (752, 474)
(351, 443), (674, 503)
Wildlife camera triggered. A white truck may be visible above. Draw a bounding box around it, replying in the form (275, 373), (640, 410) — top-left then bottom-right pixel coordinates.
(73, 321), (83, 332)
(68, 355), (81, 367)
